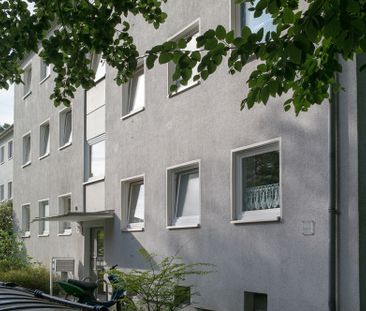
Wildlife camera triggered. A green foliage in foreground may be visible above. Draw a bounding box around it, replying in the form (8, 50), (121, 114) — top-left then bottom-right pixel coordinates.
(110, 249), (214, 311)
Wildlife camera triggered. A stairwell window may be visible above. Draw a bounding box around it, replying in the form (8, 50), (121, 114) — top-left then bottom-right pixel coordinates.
(22, 204), (31, 237)
(22, 133), (31, 167)
(0, 146), (4, 164)
(8, 182), (12, 200)
(40, 121), (50, 158)
(58, 194), (72, 235)
(0, 185), (4, 202)
(23, 65), (32, 97)
(87, 137), (105, 180)
(8, 140), (13, 159)
(59, 107), (72, 149)
(91, 54), (106, 83)
(40, 59), (50, 82)
(232, 139), (281, 223)
(38, 200), (50, 236)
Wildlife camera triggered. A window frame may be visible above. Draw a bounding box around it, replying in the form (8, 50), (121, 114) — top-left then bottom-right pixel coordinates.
(38, 199), (50, 237)
(23, 63), (32, 99)
(59, 106), (72, 150)
(86, 134), (106, 182)
(22, 132), (31, 168)
(167, 19), (201, 97)
(57, 193), (72, 236)
(21, 203), (31, 238)
(91, 54), (106, 83)
(8, 140), (13, 159)
(166, 160), (201, 229)
(120, 174), (145, 232)
(39, 119), (51, 159)
(231, 138), (282, 224)
(7, 181), (12, 200)
(39, 58), (51, 84)
(0, 145), (4, 164)
(0, 184), (4, 202)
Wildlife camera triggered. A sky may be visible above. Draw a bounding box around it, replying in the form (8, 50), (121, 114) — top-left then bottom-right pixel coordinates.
(0, 85), (14, 125)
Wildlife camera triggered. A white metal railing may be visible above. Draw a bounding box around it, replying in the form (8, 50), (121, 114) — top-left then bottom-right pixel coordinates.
(245, 183), (280, 210)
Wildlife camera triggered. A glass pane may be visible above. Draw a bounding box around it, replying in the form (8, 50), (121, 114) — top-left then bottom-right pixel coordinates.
(90, 140), (105, 178)
(128, 68), (145, 113)
(176, 169), (199, 218)
(128, 182), (144, 224)
(242, 151), (279, 211)
(23, 135), (30, 163)
(62, 110), (72, 145)
(241, 0), (275, 35)
(41, 124), (50, 155)
(94, 57), (106, 81)
(0, 147), (4, 162)
(96, 229), (104, 258)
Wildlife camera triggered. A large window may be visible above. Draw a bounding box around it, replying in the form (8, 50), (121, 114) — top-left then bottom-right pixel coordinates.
(8, 140), (13, 159)
(39, 200), (50, 236)
(40, 121), (50, 158)
(122, 64), (145, 118)
(40, 59), (50, 82)
(121, 176), (145, 231)
(22, 133), (31, 166)
(0, 185), (4, 202)
(87, 138), (105, 180)
(59, 108), (72, 148)
(167, 161), (200, 228)
(0, 145), (4, 164)
(23, 65), (32, 97)
(58, 194), (72, 235)
(22, 204), (31, 237)
(232, 139), (280, 223)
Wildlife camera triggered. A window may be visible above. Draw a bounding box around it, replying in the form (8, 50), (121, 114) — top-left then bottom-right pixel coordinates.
(244, 292), (267, 311)
(8, 140), (13, 159)
(232, 139), (280, 223)
(91, 54), (106, 82)
(23, 65), (32, 96)
(168, 21), (200, 96)
(88, 138), (105, 180)
(22, 133), (31, 166)
(0, 146), (4, 164)
(8, 182), (12, 200)
(58, 194), (72, 235)
(122, 64), (145, 118)
(121, 176), (145, 231)
(40, 59), (50, 82)
(0, 185), (4, 202)
(234, 0), (275, 38)
(59, 108), (72, 148)
(39, 200), (50, 236)
(40, 121), (50, 157)
(167, 161), (200, 228)
(22, 204), (31, 237)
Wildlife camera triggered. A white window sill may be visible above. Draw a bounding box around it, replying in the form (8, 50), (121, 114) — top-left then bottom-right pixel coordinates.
(39, 74), (50, 85)
(22, 91), (32, 100)
(122, 227), (144, 232)
(38, 233), (49, 237)
(0, 161), (4, 165)
(168, 81), (200, 98)
(58, 142), (72, 151)
(21, 161), (31, 168)
(83, 177), (105, 186)
(166, 224), (200, 230)
(121, 107), (145, 120)
(22, 233), (31, 238)
(39, 153), (50, 160)
(58, 232), (72, 236)
(8, 157), (13, 160)
(231, 209), (281, 224)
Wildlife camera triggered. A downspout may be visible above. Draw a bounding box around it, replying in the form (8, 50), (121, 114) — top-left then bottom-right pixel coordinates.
(329, 72), (339, 311)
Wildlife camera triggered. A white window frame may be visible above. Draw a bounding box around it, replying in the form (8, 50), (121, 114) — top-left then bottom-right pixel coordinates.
(39, 119), (50, 159)
(59, 106), (72, 150)
(0, 184), (4, 202)
(21, 203), (31, 238)
(121, 61), (145, 119)
(8, 140), (13, 159)
(38, 199), (50, 236)
(91, 54), (106, 83)
(40, 58), (51, 84)
(166, 160), (201, 229)
(121, 174), (145, 231)
(167, 19), (200, 97)
(23, 63), (32, 99)
(7, 181), (12, 200)
(231, 138), (281, 224)
(22, 132), (31, 167)
(86, 134), (106, 182)
(57, 193), (72, 236)
(0, 145), (4, 164)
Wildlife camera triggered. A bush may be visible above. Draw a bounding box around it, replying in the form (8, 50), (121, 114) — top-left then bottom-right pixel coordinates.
(0, 201), (13, 233)
(0, 265), (51, 293)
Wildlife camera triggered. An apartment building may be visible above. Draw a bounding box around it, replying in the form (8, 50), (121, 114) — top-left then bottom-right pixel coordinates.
(12, 1), (364, 310)
(0, 125), (13, 203)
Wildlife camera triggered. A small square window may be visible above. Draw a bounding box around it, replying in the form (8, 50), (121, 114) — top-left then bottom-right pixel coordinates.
(232, 139), (280, 223)
(8, 140), (13, 159)
(22, 133), (31, 166)
(22, 204), (31, 237)
(168, 22), (200, 96)
(8, 182), (12, 200)
(88, 139), (105, 180)
(40, 121), (50, 157)
(122, 64), (145, 118)
(167, 161), (200, 228)
(40, 59), (50, 81)
(39, 200), (50, 236)
(121, 176), (145, 231)
(0, 185), (4, 202)
(0, 146), (4, 164)
(58, 195), (72, 235)
(244, 292), (267, 311)
(23, 65), (32, 96)
(59, 108), (72, 148)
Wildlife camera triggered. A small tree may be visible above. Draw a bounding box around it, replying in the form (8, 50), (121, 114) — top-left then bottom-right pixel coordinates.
(110, 249), (214, 311)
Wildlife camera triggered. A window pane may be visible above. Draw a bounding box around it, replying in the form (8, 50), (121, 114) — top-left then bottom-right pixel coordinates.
(90, 140), (105, 178)
(8, 141), (13, 159)
(23, 135), (31, 164)
(0, 146), (4, 163)
(241, 1), (275, 34)
(40, 60), (50, 80)
(176, 169), (199, 218)
(94, 56), (106, 82)
(242, 151), (279, 211)
(39, 201), (49, 234)
(40, 123), (50, 156)
(22, 205), (30, 233)
(62, 110), (72, 145)
(24, 67), (32, 95)
(0, 185), (4, 201)
(128, 182), (144, 224)
(8, 182), (12, 199)
(128, 68), (145, 113)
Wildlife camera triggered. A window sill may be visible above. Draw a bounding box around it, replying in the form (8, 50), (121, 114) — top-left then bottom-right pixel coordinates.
(121, 107), (145, 120)
(39, 153), (50, 160)
(21, 161), (31, 168)
(122, 227), (144, 232)
(8, 157), (13, 160)
(39, 74), (50, 85)
(231, 210), (281, 224)
(0, 161), (4, 165)
(22, 233), (31, 239)
(83, 177), (105, 186)
(22, 91), (32, 100)
(58, 232), (72, 236)
(38, 233), (49, 237)
(168, 81), (200, 98)
(58, 142), (72, 151)
(166, 224), (200, 230)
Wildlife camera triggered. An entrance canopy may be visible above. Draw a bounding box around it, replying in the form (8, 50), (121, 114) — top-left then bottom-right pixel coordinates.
(32, 210), (114, 222)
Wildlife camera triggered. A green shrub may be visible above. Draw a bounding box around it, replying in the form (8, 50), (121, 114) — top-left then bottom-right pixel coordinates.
(0, 201), (13, 233)
(0, 265), (50, 293)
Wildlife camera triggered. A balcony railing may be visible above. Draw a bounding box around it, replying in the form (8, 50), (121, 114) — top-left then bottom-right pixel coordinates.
(244, 183), (280, 211)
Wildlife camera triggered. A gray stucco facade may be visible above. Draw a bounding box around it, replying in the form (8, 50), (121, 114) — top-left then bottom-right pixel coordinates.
(0, 125), (13, 203)
(11, 1), (363, 310)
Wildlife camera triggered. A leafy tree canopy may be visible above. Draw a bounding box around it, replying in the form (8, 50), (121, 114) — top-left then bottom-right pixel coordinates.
(0, 0), (365, 114)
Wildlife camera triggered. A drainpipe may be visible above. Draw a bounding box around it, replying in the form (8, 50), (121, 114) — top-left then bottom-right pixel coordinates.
(329, 73), (339, 311)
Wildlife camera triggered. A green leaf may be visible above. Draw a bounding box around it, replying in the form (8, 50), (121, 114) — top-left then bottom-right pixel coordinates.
(215, 25), (226, 40)
(283, 7), (294, 24)
(159, 52), (173, 64)
(177, 38), (187, 49)
(287, 43), (302, 64)
(226, 30), (235, 44)
(146, 54), (158, 69)
(241, 26), (251, 42)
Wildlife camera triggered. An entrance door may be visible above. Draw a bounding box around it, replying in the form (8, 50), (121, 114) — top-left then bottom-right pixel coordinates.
(89, 227), (106, 299)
